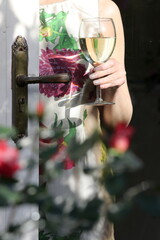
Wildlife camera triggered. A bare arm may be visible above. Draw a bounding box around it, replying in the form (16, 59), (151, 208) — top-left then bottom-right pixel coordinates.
(89, 0), (133, 127)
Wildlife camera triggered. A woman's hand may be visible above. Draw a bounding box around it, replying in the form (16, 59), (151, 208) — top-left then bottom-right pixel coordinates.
(89, 58), (126, 90)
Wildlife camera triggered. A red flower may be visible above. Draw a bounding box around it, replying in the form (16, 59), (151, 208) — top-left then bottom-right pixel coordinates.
(0, 140), (20, 178)
(109, 123), (135, 153)
(36, 101), (45, 118)
(39, 123), (75, 170)
(51, 139), (75, 170)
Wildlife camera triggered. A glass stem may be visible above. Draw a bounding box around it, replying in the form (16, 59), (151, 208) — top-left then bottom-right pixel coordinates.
(96, 85), (102, 101)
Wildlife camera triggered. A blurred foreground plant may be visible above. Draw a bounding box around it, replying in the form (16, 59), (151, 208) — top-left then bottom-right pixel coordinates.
(0, 103), (160, 240)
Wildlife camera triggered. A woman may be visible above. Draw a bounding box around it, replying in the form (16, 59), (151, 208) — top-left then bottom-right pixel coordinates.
(39, 0), (133, 239)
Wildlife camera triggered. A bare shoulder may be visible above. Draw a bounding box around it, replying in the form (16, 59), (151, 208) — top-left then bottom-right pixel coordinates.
(40, 0), (66, 5)
(39, 0), (51, 5)
(100, 0), (125, 62)
(100, 0), (121, 18)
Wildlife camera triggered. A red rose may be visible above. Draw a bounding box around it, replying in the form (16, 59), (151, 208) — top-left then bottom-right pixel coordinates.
(36, 101), (45, 118)
(51, 139), (75, 170)
(109, 123), (135, 153)
(0, 140), (20, 178)
(63, 152), (75, 170)
(39, 123), (75, 170)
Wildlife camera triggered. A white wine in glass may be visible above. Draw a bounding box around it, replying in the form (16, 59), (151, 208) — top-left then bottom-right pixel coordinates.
(79, 17), (116, 105)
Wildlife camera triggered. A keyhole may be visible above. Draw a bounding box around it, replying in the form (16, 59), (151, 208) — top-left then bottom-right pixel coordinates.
(18, 98), (25, 112)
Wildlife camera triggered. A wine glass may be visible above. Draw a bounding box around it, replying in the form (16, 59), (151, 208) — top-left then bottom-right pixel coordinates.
(79, 18), (116, 106)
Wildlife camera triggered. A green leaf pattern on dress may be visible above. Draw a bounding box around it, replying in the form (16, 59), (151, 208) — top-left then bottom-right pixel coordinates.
(39, 9), (78, 50)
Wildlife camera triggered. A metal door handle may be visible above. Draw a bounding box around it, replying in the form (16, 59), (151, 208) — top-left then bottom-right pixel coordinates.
(12, 36), (70, 142)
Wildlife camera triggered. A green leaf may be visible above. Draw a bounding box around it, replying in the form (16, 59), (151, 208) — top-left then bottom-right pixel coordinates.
(107, 201), (133, 223)
(64, 119), (76, 144)
(0, 126), (16, 139)
(40, 9), (56, 26)
(0, 185), (22, 206)
(108, 150), (143, 174)
(39, 10), (78, 50)
(53, 113), (58, 128)
(83, 109), (88, 125)
(67, 131), (100, 161)
(104, 173), (127, 196)
(21, 185), (51, 205)
(8, 224), (22, 233)
(39, 35), (43, 42)
(0, 177), (18, 186)
(40, 145), (58, 161)
(70, 197), (102, 230)
(39, 231), (52, 240)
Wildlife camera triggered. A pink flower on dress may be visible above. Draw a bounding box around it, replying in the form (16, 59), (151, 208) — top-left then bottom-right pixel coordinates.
(39, 48), (88, 98)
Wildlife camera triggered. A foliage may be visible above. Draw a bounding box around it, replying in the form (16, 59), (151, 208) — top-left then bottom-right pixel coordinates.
(0, 105), (160, 240)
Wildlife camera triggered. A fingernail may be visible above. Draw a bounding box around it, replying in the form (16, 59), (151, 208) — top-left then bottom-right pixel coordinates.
(93, 80), (100, 85)
(90, 68), (94, 73)
(89, 74), (96, 79)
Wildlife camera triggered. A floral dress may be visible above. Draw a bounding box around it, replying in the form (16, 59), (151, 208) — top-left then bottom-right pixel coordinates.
(39, 1), (114, 239)
(39, 0), (103, 168)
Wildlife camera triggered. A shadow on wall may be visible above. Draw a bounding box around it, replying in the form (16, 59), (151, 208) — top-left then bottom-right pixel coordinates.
(4, 0), (39, 71)
(0, 0), (39, 125)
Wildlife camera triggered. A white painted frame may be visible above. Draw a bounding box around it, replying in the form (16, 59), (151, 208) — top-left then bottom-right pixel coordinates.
(0, 0), (39, 239)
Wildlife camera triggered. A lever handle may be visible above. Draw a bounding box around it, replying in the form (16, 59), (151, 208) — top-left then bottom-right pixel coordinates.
(12, 36), (70, 142)
(16, 73), (70, 87)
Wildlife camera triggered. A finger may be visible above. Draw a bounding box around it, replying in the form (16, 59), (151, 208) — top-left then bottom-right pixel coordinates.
(94, 58), (115, 71)
(89, 68), (95, 74)
(100, 70), (126, 84)
(101, 65), (117, 76)
(89, 65), (116, 80)
(93, 72), (119, 85)
(100, 77), (126, 89)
